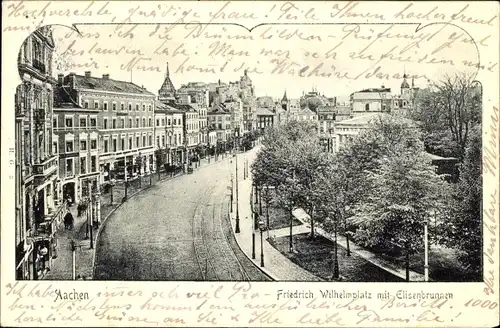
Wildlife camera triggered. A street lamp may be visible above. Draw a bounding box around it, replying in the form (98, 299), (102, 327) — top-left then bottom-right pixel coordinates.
(110, 178), (116, 205)
(230, 174), (234, 213)
(251, 216), (256, 259)
(424, 219), (429, 282)
(234, 153), (240, 233)
(258, 220), (265, 267)
(331, 215), (339, 280)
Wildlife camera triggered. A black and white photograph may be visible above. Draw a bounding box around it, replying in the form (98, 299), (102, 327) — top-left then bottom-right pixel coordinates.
(14, 21), (484, 284)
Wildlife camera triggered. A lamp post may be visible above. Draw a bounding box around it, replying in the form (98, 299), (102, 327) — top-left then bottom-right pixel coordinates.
(243, 156), (247, 180)
(259, 220), (265, 267)
(235, 154), (240, 233)
(70, 239), (76, 280)
(331, 216), (339, 280)
(230, 174), (234, 213)
(88, 181), (94, 250)
(109, 178), (115, 205)
(251, 215), (256, 259)
(424, 220), (429, 282)
(264, 185), (270, 239)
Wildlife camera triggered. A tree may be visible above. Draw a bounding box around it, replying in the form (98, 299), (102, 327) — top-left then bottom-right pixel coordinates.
(443, 125), (482, 279)
(352, 144), (449, 281)
(252, 121), (322, 250)
(412, 74), (481, 159)
(154, 148), (166, 179)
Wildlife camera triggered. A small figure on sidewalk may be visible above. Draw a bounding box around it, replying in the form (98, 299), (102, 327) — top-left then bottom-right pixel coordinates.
(64, 212), (74, 230)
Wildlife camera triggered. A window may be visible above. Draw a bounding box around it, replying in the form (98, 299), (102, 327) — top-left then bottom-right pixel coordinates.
(53, 141), (58, 154)
(129, 137), (133, 149)
(143, 136), (146, 147)
(149, 118), (152, 127)
(161, 119), (165, 126)
(112, 139), (117, 152)
(112, 102), (117, 111)
(136, 104), (139, 111)
(53, 117), (57, 128)
(80, 117), (87, 128)
(84, 101), (89, 109)
(156, 136), (160, 146)
(156, 119), (160, 127)
(121, 102), (125, 111)
(149, 135), (152, 146)
(80, 157), (87, 174)
(121, 138), (125, 150)
(80, 140), (87, 151)
(168, 118), (171, 126)
(91, 156), (97, 172)
(136, 136), (140, 147)
(162, 135), (165, 146)
(142, 104), (146, 111)
(121, 118), (125, 128)
(142, 118), (146, 127)
(104, 139), (109, 153)
(148, 105), (152, 111)
(129, 118), (132, 128)
(103, 102), (108, 111)
(112, 118), (116, 129)
(65, 141), (74, 152)
(103, 118), (108, 129)
(94, 101), (99, 109)
(90, 139), (97, 150)
(90, 117), (97, 127)
(136, 118), (139, 127)
(365, 103), (369, 111)
(65, 117), (73, 127)
(128, 103), (132, 111)
(66, 158), (74, 177)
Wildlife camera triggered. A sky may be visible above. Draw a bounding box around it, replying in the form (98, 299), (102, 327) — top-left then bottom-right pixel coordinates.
(47, 23), (480, 102)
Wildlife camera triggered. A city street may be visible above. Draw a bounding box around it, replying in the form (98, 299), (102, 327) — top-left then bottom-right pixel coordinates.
(93, 155), (271, 281)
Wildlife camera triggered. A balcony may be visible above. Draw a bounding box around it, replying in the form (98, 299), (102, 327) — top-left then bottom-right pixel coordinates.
(33, 156), (58, 177)
(34, 200), (67, 238)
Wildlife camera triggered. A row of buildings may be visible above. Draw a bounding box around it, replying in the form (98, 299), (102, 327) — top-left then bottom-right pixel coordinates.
(14, 27), (263, 280)
(14, 26), (420, 280)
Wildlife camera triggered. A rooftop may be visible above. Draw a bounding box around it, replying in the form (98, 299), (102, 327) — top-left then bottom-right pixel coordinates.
(256, 107), (275, 116)
(64, 73), (155, 96)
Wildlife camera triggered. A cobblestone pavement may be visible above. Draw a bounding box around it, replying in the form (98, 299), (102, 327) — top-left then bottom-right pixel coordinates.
(93, 153), (270, 281)
(44, 154), (229, 280)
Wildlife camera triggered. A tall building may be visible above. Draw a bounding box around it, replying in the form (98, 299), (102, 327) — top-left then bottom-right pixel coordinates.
(54, 71), (156, 185)
(15, 26), (65, 280)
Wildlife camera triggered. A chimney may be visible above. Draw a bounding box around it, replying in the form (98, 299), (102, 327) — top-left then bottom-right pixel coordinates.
(84, 71), (91, 78)
(69, 72), (76, 88)
(102, 74), (110, 79)
(57, 74), (64, 85)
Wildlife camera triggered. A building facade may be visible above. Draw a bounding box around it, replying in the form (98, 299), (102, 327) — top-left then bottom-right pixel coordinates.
(15, 26), (65, 280)
(256, 107), (275, 131)
(52, 102), (100, 205)
(55, 72), (156, 185)
(208, 103), (232, 152)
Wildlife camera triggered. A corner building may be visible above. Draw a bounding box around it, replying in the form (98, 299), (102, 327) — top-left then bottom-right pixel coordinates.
(15, 27), (67, 280)
(55, 71), (156, 185)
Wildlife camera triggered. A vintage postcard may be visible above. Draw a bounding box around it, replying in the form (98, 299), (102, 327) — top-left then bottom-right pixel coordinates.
(1, 0), (499, 327)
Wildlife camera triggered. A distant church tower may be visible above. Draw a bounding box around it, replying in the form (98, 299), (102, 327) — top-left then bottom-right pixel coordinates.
(158, 62), (177, 104)
(401, 73), (410, 97)
(281, 90), (289, 111)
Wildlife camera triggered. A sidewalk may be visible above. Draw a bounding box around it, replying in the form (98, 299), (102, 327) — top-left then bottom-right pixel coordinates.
(231, 150), (322, 281)
(44, 152), (230, 280)
(292, 208), (426, 281)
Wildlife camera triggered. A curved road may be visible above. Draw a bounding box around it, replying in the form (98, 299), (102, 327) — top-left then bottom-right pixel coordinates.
(94, 156), (270, 281)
